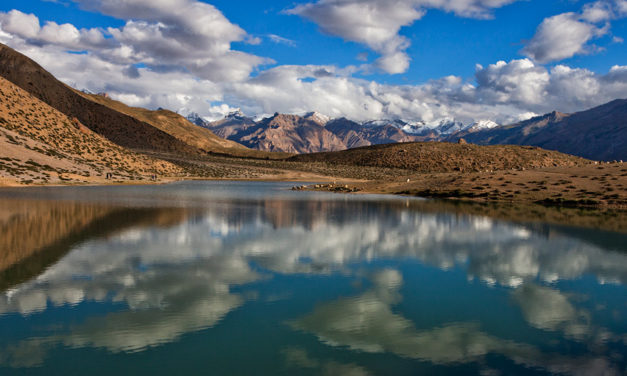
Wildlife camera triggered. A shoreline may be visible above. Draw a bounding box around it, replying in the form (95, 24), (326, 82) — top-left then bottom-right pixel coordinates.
(2, 168), (625, 210)
(302, 183), (627, 210)
(1, 175), (625, 233)
(297, 163), (627, 211)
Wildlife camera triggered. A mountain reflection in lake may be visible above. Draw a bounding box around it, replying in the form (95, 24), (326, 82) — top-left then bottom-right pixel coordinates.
(0, 181), (625, 375)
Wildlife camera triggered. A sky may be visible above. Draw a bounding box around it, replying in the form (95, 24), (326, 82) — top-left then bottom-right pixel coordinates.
(0, 0), (626, 125)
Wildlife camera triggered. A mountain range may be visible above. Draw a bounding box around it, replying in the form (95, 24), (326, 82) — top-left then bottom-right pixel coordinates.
(191, 111), (445, 154)
(192, 101), (625, 161)
(446, 100), (627, 161)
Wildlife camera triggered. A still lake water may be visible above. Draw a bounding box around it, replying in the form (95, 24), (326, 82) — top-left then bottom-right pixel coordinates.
(0, 181), (625, 375)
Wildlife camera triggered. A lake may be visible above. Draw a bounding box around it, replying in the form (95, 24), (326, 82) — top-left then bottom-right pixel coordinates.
(0, 181), (625, 375)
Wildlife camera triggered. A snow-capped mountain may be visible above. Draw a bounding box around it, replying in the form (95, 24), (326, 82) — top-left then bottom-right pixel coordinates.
(468, 120), (500, 131)
(185, 99), (624, 160)
(186, 112), (209, 127)
(363, 118), (469, 137)
(187, 108), (509, 154)
(304, 111), (331, 125)
(225, 109), (248, 121)
(368, 118), (501, 137)
(432, 119), (466, 135)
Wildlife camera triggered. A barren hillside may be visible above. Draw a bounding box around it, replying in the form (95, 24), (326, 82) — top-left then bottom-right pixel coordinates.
(0, 43), (199, 155)
(290, 141), (589, 173)
(0, 76), (181, 185)
(448, 100), (627, 161)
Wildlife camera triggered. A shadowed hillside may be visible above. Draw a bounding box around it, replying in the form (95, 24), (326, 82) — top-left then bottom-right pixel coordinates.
(449, 100), (627, 161)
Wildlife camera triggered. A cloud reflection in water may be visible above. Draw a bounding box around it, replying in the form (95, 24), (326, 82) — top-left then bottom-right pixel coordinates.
(0, 191), (625, 373)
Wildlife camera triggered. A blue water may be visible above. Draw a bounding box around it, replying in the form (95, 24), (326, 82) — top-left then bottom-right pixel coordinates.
(0, 181), (625, 375)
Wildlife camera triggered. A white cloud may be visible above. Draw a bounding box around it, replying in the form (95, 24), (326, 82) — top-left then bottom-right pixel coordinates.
(0, 1), (626, 126)
(267, 34), (297, 47)
(0, 11), (111, 51)
(224, 58), (627, 124)
(475, 59), (550, 106)
(582, 1), (613, 23)
(522, 1), (627, 63)
(521, 13), (607, 63)
(0, 2), (270, 82)
(288, 0), (518, 74)
(0, 10), (41, 39)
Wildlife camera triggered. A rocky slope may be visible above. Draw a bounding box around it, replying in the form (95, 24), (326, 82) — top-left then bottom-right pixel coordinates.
(201, 110), (257, 140)
(448, 100), (627, 161)
(202, 113), (420, 153)
(326, 118), (417, 148)
(201, 98), (625, 161)
(208, 113), (346, 154)
(0, 76), (180, 185)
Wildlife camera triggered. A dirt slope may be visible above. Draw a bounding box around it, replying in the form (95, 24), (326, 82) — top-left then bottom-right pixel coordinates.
(0, 76), (181, 184)
(0, 43), (199, 155)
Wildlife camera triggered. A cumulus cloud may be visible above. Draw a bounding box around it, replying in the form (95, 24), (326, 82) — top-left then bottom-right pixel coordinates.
(0, 2), (270, 82)
(0, 1), (626, 125)
(522, 0), (627, 63)
(288, 0), (519, 74)
(521, 13), (607, 63)
(226, 59), (627, 123)
(0, 10), (111, 51)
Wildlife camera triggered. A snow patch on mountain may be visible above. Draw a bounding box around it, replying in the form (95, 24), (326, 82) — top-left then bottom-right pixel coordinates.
(469, 120), (500, 130)
(364, 118), (501, 136)
(304, 111), (331, 125)
(186, 112), (209, 127)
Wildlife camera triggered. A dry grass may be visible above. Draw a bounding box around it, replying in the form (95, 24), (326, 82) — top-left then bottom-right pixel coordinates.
(302, 162), (627, 209)
(0, 77), (182, 185)
(289, 141), (588, 172)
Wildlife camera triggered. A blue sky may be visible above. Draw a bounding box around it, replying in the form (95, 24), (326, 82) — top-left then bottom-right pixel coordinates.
(0, 0), (626, 123)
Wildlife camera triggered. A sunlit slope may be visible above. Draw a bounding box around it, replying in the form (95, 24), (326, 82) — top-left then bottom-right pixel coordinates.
(0, 76), (181, 184)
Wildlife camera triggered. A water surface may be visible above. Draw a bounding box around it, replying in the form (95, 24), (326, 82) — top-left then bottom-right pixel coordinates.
(0, 181), (625, 375)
